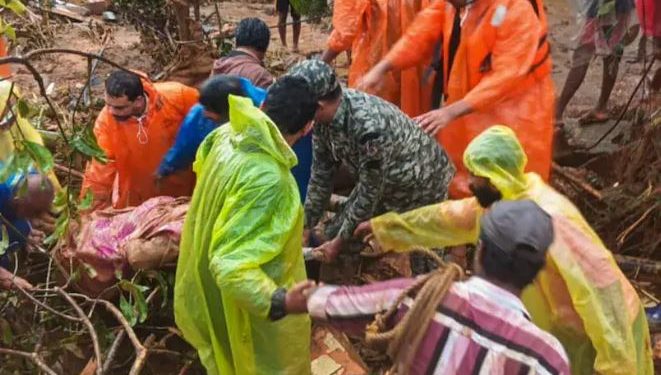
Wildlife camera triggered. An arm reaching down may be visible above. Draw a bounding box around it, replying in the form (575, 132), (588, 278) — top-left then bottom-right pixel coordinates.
(371, 198), (483, 252)
(80, 114), (116, 210)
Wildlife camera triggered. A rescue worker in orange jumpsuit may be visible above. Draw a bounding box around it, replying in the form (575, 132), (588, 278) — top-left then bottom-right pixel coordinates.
(320, 0), (434, 117)
(359, 0), (554, 197)
(81, 70), (198, 210)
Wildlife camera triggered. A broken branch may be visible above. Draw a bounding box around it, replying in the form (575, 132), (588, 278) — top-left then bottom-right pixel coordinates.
(0, 347), (58, 375)
(55, 287), (103, 375)
(552, 163), (603, 200)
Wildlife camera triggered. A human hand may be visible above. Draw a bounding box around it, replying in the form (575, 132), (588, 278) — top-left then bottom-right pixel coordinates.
(0, 268), (34, 291)
(414, 108), (455, 136)
(27, 229), (46, 246)
(303, 229), (311, 247)
(353, 221), (373, 239)
(285, 280), (318, 314)
(356, 61), (391, 94)
(313, 237), (343, 263)
(31, 212), (56, 233)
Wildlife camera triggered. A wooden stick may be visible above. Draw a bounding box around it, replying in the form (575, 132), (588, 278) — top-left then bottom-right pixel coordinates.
(56, 287), (103, 375)
(54, 163), (84, 179)
(0, 347), (58, 375)
(552, 163), (603, 200)
(616, 204), (657, 246)
(615, 254), (661, 275)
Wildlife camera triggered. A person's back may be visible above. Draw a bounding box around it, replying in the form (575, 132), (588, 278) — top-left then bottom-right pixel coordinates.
(316, 276), (570, 375)
(309, 87), (454, 231)
(360, 0), (554, 198)
(211, 18), (274, 88)
(81, 71), (198, 210)
(292, 200), (570, 374)
(323, 0), (433, 116)
(174, 77), (318, 375)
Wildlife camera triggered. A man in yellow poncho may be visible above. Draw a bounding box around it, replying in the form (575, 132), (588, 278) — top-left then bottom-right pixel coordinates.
(174, 76), (318, 375)
(351, 126), (653, 375)
(0, 81), (61, 190)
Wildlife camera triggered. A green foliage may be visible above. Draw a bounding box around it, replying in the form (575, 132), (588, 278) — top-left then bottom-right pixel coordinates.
(22, 141), (53, 173)
(289, 0), (328, 18)
(78, 189), (93, 211)
(119, 279), (149, 326)
(71, 125), (108, 163)
(0, 0), (26, 41)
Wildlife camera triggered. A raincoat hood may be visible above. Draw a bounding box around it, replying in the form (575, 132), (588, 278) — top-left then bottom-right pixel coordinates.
(175, 94), (310, 375)
(463, 125), (529, 200)
(227, 94), (298, 169)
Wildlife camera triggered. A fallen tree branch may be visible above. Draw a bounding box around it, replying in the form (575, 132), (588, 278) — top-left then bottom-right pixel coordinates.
(615, 254), (661, 275)
(0, 48), (134, 145)
(71, 293), (146, 375)
(15, 283), (80, 321)
(552, 163), (603, 200)
(54, 163), (84, 179)
(55, 287), (103, 375)
(102, 287), (161, 374)
(0, 347), (58, 375)
(616, 203), (658, 246)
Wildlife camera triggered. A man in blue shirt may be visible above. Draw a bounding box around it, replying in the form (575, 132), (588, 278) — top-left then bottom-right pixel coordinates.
(156, 75), (314, 201)
(0, 172), (53, 290)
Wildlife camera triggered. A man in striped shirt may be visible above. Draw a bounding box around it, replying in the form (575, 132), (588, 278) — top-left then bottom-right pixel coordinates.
(284, 200), (570, 374)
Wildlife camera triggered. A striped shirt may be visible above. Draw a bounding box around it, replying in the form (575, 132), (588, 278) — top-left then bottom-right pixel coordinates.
(307, 277), (570, 375)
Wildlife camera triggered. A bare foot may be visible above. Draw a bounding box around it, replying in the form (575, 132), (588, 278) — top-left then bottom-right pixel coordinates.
(291, 45), (300, 54)
(578, 110), (610, 126)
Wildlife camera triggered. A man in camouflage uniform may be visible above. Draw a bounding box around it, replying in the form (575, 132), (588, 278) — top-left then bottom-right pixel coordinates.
(286, 60), (455, 267)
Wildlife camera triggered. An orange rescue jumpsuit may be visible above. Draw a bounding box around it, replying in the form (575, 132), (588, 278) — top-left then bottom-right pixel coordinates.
(81, 78), (198, 209)
(385, 0), (554, 197)
(328, 0), (433, 117)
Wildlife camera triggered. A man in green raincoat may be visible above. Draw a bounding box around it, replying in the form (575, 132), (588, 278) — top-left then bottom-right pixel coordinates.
(174, 76), (318, 375)
(351, 126), (653, 375)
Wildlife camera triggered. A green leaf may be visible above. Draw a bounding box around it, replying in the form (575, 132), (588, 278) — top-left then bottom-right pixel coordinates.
(0, 318), (13, 346)
(597, 0), (616, 17)
(22, 141), (54, 173)
(44, 211), (68, 246)
(16, 99), (30, 118)
(119, 280), (148, 324)
(0, 150), (33, 182)
(71, 127), (107, 163)
(2, 25), (15, 42)
(51, 188), (69, 212)
(119, 294), (137, 327)
(0, 225), (8, 257)
(4, 0), (26, 14)
(145, 271), (169, 308)
(78, 190), (93, 211)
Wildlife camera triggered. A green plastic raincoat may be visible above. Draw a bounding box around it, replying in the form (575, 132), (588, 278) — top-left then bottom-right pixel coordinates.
(370, 126), (653, 375)
(174, 96), (311, 375)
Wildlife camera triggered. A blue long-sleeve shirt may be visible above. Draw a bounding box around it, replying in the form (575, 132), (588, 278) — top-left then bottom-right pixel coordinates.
(156, 79), (313, 201)
(0, 176), (31, 269)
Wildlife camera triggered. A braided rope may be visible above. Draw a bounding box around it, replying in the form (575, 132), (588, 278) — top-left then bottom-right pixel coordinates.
(364, 247), (464, 374)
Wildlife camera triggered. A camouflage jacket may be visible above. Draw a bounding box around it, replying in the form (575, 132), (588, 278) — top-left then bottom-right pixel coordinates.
(305, 89), (455, 240)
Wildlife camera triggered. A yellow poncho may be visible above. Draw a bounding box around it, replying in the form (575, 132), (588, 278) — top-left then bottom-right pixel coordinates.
(174, 96), (310, 375)
(371, 126), (653, 375)
(0, 81), (61, 190)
